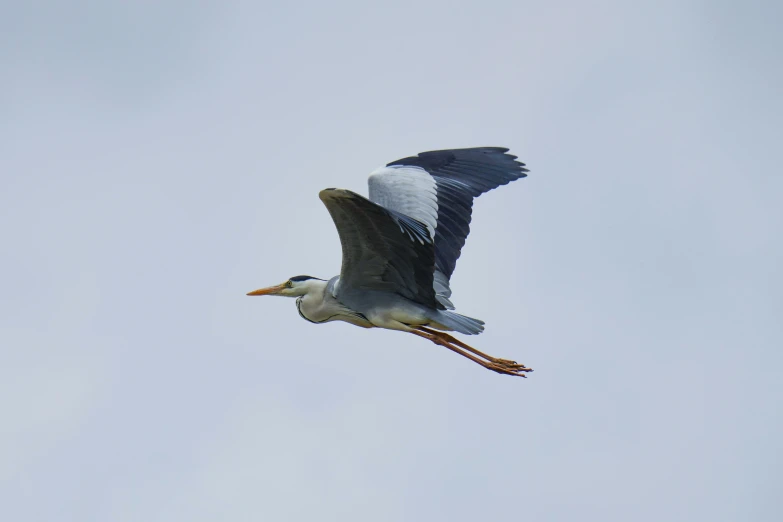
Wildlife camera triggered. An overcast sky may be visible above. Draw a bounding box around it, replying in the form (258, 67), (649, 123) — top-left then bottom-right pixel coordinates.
(1, 1), (781, 521)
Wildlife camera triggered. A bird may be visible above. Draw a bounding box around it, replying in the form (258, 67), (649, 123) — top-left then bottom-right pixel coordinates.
(247, 147), (532, 377)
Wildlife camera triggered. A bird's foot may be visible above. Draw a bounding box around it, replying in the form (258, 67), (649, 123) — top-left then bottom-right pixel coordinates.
(494, 358), (531, 371)
(486, 359), (533, 377)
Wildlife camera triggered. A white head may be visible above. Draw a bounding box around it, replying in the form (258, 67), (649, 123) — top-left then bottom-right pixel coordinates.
(246, 275), (325, 298)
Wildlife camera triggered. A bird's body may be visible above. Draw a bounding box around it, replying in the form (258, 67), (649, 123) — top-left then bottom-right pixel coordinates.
(248, 147), (532, 377)
(294, 275), (474, 333)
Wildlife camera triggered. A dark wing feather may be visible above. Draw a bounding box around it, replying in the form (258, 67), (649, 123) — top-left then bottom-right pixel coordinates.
(318, 188), (440, 309)
(387, 147), (528, 280)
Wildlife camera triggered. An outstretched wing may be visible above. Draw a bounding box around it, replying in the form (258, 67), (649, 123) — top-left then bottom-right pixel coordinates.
(318, 188), (440, 309)
(368, 147), (528, 308)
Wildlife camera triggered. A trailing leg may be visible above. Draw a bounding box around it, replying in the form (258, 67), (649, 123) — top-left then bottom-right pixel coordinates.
(411, 328), (532, 377)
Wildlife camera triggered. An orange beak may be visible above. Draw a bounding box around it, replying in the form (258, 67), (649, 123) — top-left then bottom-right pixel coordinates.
(246, 284), (286, 296)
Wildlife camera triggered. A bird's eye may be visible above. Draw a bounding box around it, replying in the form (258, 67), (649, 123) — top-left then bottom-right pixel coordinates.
(285, 280), (293, 288)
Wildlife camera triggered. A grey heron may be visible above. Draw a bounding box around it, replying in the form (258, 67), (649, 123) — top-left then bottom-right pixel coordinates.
(247, 147), (532, 377)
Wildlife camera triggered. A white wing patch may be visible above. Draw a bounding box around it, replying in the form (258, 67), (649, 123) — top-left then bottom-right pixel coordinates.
(368, 166), (438, 239)
(368, 165), (455, 309)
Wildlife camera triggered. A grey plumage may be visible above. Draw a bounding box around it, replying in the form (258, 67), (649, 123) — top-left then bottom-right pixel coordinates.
(319, 188), (437, 309)
(369, 147), (528, 309)
(247, 147), (532, 377)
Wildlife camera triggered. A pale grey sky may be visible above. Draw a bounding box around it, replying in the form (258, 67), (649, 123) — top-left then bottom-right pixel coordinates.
(1, 1), (781, 521)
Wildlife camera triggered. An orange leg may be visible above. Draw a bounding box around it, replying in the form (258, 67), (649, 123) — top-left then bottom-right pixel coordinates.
(418, 326), (531, 371)
(411, 328), (533, 378)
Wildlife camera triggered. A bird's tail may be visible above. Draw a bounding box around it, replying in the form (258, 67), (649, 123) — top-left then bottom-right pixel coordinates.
(433, 311), (485, 335)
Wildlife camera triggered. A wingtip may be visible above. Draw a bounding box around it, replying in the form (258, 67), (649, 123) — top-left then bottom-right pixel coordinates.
(319, 187), (358, 201)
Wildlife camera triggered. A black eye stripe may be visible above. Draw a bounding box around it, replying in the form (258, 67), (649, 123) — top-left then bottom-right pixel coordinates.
(289, 275), (322, 282)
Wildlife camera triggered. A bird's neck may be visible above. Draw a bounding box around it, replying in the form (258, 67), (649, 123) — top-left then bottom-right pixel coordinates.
(295, 279), (331, 323)
(297, 279), (329, 301)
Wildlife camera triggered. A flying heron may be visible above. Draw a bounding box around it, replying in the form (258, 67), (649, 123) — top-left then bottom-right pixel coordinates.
(247, 147), (532, 377)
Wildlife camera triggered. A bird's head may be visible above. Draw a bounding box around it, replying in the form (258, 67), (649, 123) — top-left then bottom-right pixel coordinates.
(246, 275), (324, 298)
